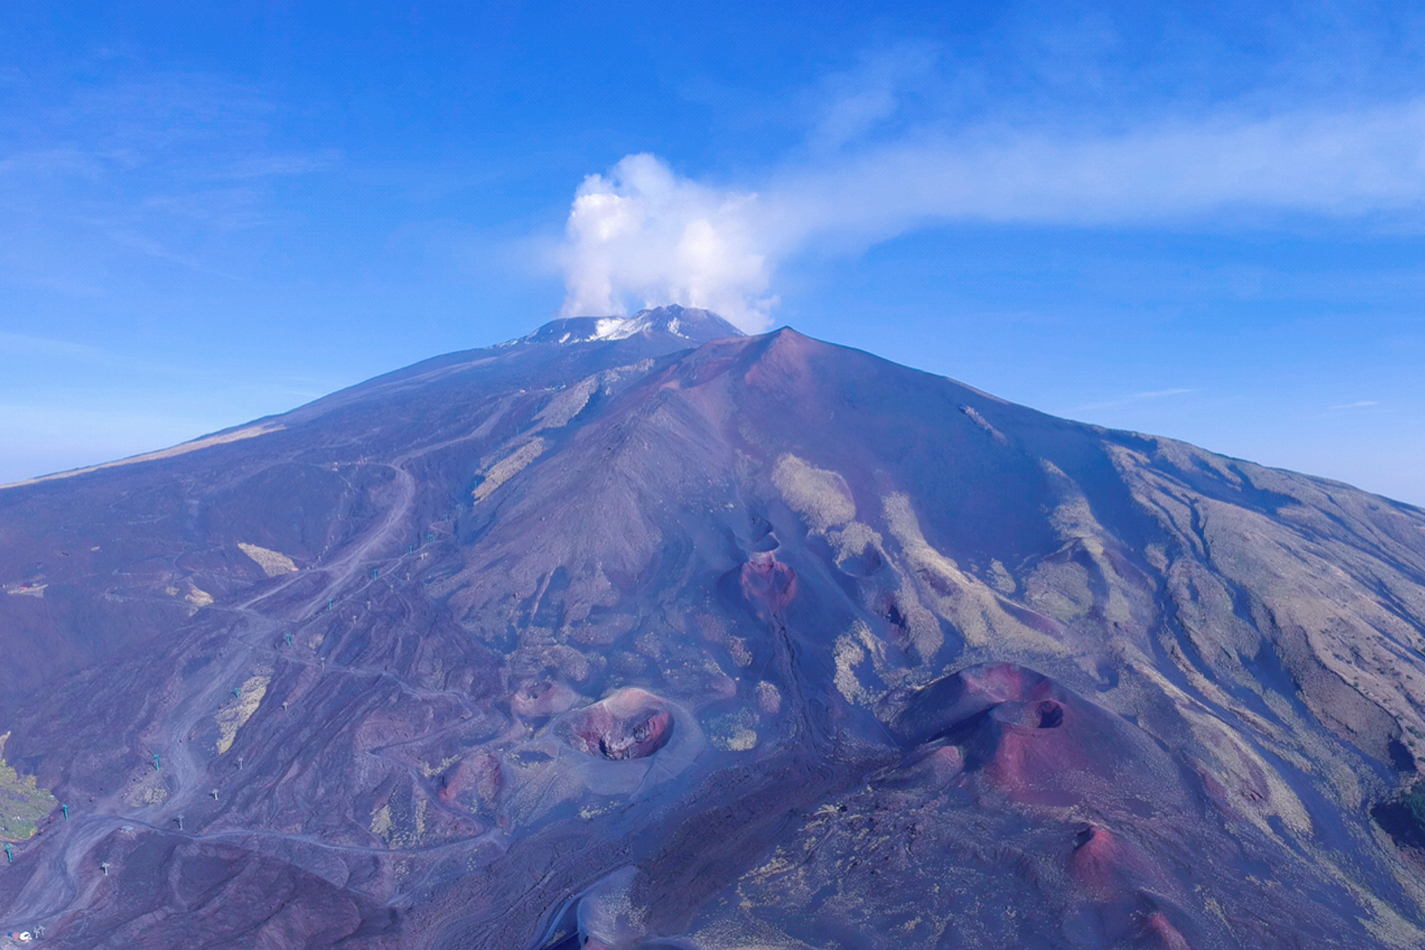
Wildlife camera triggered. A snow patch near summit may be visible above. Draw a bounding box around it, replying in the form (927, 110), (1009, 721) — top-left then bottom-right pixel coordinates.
(591, 312), (688, 341)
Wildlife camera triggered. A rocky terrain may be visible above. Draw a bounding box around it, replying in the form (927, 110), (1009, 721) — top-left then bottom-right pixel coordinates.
(1, 305), (1424, 948)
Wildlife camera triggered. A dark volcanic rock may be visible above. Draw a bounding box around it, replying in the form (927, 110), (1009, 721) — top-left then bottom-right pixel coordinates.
(1, 304), (1425, 948)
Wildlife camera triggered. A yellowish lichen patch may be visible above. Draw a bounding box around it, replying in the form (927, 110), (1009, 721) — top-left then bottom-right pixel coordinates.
(0, 423), (284, 490)
(420, 755), (462, 779)
(829, 520), (882, 565)
(708, 708), (760, 751)
(773, 454), (855, 532)
(0, 732), (57, 841)
(579, 801), (616, 821)
(474, 438), (545, 502)
(238, 543), (297, 577)
(215, 672), (271, 754)
(883, 492), (1063, 657)
(535, 375), (599, 429)
(371, 803), (393, 837)
(726, 636), (753, 667)
(834, 633), (872, 706)
(122, 772), (169, 808)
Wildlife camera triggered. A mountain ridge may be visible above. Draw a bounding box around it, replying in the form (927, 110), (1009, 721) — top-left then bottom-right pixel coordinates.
(0, 311), (1424, 948)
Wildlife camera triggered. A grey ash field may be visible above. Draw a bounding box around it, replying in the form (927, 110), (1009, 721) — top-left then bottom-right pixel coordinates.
(2, 306), (1425, 948)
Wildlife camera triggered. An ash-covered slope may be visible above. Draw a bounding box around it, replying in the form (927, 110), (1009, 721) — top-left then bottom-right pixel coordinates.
(2, 306), (1425, 949)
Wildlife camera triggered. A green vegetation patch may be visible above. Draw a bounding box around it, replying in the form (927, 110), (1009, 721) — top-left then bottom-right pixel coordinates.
(1373, 782), (1425, 851)
(0, 732), (58, 842)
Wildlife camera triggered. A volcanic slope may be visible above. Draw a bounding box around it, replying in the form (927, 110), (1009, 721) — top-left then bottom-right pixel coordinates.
(2, 305), (1425, 949)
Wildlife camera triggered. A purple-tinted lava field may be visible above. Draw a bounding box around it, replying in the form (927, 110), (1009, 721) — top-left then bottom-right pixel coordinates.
(4, 306), (1425, 949)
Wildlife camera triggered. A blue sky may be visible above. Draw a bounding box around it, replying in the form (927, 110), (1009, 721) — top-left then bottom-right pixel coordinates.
(3, 2), (1424, 503)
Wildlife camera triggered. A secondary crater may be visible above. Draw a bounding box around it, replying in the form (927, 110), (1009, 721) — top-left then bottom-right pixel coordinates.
(561, 688), (674, 761)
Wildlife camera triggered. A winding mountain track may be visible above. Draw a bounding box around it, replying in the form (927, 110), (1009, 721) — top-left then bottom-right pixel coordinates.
(1, 459), (433, 934)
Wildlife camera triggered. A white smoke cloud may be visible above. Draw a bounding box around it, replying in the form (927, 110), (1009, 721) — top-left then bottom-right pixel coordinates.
(558, 154), (777, 330)
(559, 100), (1425, 331)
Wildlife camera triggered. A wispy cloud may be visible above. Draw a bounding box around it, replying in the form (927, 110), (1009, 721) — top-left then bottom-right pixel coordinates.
(106, 229), (243, 279)
(0, 74), (332, 297)
(0, 331), (110, 362)
(1328, 400), (1380, 410)
(558, 67), (1425, 329)
(801, 42), (944, 153)
(0, 331), (202, 378)
(206, 152), (337, 181)
(1067, 388), (1199, 414)
(1132, 389), (1197, 399)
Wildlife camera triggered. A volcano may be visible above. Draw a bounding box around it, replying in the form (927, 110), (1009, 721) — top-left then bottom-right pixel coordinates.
(2, 305), (1425, 949)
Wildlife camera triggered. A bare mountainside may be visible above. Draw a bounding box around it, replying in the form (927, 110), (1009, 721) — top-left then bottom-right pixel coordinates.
(2, 305), (1425, 949)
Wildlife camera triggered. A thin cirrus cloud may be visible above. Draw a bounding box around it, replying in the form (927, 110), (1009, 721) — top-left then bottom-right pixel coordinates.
(0, 76), (334, 298)
(0, 330), (202, 378)
(558, 99), (1425, 332)
(1066, 388), (1199, 415)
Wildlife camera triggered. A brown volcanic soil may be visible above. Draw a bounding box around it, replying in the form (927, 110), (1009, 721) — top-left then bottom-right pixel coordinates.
(1, 306), (1425, 948)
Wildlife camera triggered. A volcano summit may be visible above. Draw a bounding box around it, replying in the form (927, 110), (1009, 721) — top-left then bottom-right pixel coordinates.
(2, 305), (1425, 949)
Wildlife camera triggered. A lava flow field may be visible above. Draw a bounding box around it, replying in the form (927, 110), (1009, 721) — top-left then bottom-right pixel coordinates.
(2, 306), (1425, 949)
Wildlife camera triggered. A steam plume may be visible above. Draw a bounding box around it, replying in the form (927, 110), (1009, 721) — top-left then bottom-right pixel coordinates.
(558, 154), (776, 330)
(559, 101), (1425, 331)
